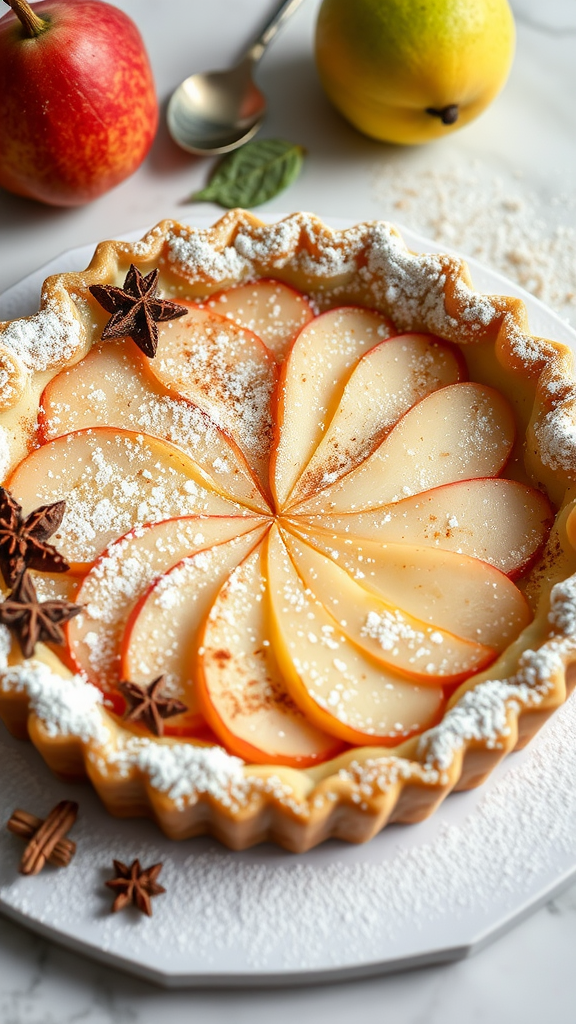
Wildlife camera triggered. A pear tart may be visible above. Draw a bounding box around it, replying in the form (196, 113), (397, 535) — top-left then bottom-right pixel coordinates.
(1, 211), (576, 853)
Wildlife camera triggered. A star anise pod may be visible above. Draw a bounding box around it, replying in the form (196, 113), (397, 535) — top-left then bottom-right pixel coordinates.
(106, 858), (166, 916)
(0, 571), (82, 659)
(118, 675), (187, 737)
(89, 264), (188, 358)
(0, 488), (69, 587)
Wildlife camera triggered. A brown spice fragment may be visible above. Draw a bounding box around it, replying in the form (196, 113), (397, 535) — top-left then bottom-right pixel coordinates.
(7, 809), (76, 868)
(7, 801), (78, 875)
(106, 859), (166, 916)
(0, 487), (69, 587)
(0, 570), (82, 659)
(89, 264), (188, 358)
(118, 675), (187, 737)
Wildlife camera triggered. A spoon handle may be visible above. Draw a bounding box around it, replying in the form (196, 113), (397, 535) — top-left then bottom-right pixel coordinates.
(246, 0), (306, 62)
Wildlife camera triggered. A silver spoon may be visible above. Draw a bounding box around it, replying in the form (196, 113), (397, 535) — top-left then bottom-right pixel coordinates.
(167, 0), (305, 156)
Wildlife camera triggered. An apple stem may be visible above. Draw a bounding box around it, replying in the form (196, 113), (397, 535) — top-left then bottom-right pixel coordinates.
(3, 0), (50, 37)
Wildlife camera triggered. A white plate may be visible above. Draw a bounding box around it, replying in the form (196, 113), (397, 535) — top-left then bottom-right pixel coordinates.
(1, 217), (576, 988)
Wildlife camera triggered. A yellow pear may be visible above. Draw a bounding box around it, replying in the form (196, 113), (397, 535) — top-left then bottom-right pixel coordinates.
(315, 0), (515, 145)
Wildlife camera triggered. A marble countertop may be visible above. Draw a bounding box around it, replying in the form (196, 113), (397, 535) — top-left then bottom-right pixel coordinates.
(1, 0), (576, 1020)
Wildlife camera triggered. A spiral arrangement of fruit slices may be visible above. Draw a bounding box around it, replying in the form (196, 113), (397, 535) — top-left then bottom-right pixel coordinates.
(5, 280), (553, 766)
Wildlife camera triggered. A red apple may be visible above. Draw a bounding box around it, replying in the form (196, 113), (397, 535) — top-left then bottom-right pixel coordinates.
(0, 0), (158, 206)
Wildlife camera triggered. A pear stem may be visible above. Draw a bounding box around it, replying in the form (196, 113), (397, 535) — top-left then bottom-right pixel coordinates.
(426, 104), (459, 126)
(3, 0), (50, 37)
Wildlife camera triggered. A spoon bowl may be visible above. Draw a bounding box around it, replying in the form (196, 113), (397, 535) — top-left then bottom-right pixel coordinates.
(167, 58), (266, 156)
(167, 0), (304, 156)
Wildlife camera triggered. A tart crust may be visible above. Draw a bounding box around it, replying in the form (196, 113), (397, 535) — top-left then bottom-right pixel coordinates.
(1, 210), (576, 852)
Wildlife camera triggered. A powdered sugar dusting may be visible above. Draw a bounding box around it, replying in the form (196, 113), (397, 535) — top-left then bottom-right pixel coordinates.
(373, 158), (576, 323)
(234, 216), (303, 267)
(1, 541), (575, 843)
(549, 574), (576, 636)
(0, 626), (107, 744)
(417, 572), (576, 773)
(204, 279), (313, 361)
(167, 232), (251, 284)
(534, 402), (576, 473)
(19, 430), (235, 566)
(164, 213), (576, 505)
(156, 314), (275, 468)
(3, 688), (576, 973)
(79, 533), (161, 680)
(363, 223), (455, 333)
(0, 625), (249, 805)
(107, 737), (246, 808)
(369, 161), (576, 482)
(166, 215), (471, 338)
(0, 631), (304, 817)
(361, 609), (444, 660)
(0, 300), (82, 371)
(38, 341), (266, 512)
(1, 210), (576, 853)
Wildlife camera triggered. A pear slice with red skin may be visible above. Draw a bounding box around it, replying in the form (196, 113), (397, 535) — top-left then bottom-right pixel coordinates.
(201, 280), (314, 362)
(265, 526), (445, 746)
(196, 540), (345, 766)
(299, 478), (554, 579)
(281, 529), (496, 684)
(120, 526), (268, 738)
(68, 515), (265, 697)
(145, 305), (278, 495)
(6, 427), (240, 574)
(290, 333), (465, 505)
(38, 340), (269, 514)
(286, 525), (532, 652)
(292, 382), (516, 516)
(270, 307), (395, 509)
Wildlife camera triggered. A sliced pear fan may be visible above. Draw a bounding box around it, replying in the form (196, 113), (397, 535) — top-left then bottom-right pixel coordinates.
(302, 478), (553, 578)
(265, 526), (445, 745)
(7, 428), (242, 571)
(287, 525), (532, 650)
(197, 541), (344, 765)
(13, 276), (542, 768)
(202, 280), (314, 362)
(271, 307), (395, 508)
(39, 341), (269, 513)
(292, 382), (516, 515)
(281, 529), (497, 683)
(289, 333), (464, 505)
(68, 516), (264, 689)
(148, 305), (278, 492)
(120, 526), (268, 732)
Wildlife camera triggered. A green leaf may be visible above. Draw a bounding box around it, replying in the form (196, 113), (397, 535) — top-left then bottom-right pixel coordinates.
(191, 138), (306, 209)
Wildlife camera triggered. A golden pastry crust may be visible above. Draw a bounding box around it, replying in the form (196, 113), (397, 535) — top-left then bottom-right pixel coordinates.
(0, 346), (28, 411)
(1, 210), (576, 853)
